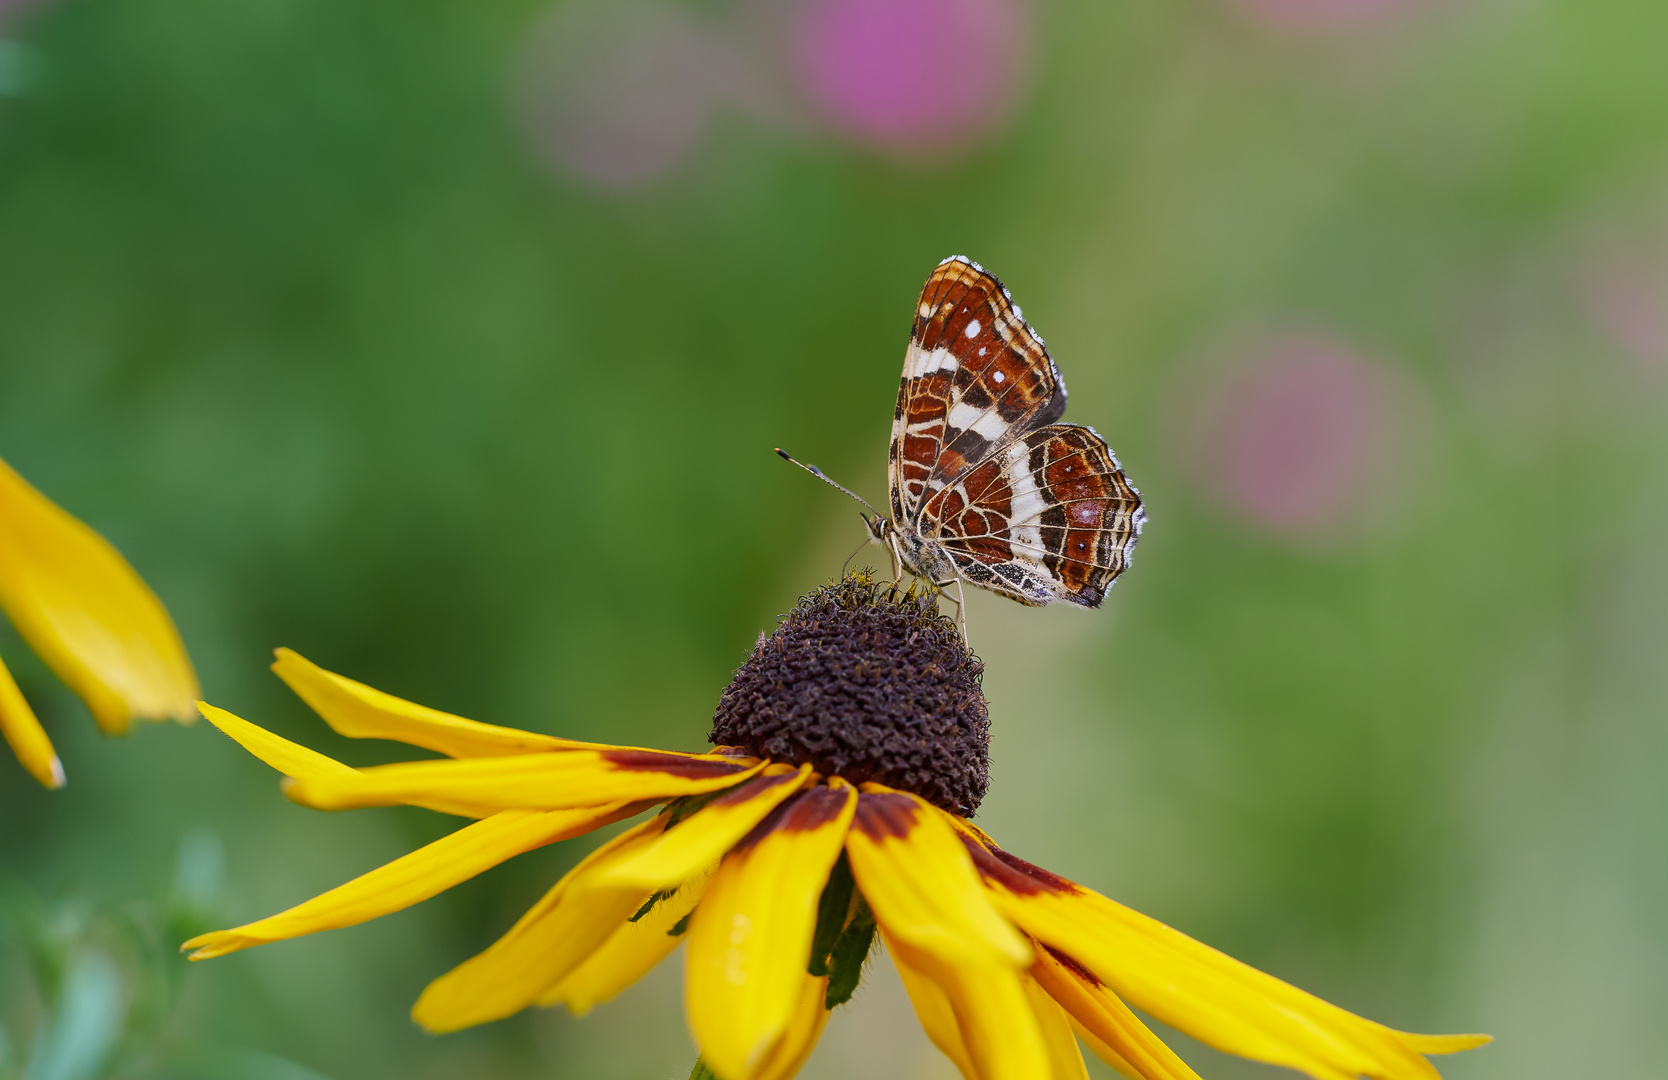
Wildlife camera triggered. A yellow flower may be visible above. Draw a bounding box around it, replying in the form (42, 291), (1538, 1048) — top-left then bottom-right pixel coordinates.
(0, 456), (199, 787)
(184, 577), (1487, 1080)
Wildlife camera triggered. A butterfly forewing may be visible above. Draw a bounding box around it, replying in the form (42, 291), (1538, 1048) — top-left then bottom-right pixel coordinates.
(889, 257), (1066, 524)
(882, 255), (1145, 611)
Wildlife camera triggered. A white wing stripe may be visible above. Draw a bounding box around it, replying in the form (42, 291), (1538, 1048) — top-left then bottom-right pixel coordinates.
(904, 343), (959, 378)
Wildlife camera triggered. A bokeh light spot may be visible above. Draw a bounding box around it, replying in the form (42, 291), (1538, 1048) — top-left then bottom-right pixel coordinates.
(1190, 336), (1402, 538)
(1587, 257), (1668, 378)
(791, 0), (1025, 148)
(515, 1), (717, 190)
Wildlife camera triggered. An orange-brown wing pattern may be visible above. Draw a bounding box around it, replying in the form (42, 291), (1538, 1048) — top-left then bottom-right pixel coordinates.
(888, 257), (1066, 526)
(921, 425), (1144, 609)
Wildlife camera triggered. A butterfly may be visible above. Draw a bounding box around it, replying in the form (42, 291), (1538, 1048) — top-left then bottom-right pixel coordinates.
(781, 256), (1145, 627)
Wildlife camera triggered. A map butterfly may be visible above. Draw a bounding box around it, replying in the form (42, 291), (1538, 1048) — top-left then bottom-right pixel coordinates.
(782, 256), (1145, 625)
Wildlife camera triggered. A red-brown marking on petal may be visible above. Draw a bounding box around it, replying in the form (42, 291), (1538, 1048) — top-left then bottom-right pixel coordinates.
(601, 749), (753, 780)
(1042, 944), (1103, 987)
(959, 833), (1075, 895)
(780, 784), (850, 832)
(853, 791), (920, 839)
(733, 785), (850, 851)
(709, 767), (802, 808)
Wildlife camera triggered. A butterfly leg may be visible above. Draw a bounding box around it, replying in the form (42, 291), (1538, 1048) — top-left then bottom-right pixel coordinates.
(840, 533), (872, 579)
(933, 578), (968, 638)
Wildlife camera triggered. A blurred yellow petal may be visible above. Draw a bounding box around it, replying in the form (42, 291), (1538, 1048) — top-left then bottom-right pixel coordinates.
(1031, 943), (1202, 1080)
(182, 803), (640, 960)
(284, 747), (765, 813)
(885, 928), (1048, 1080)
(886, 929), (977, 1080)
(845, 787), (1028, 969)
(0, 652), (63, 788)
(1398, 1033), (1493, 1054)
(687, 782), (856, 1080)
(749, 970), (833, 1080)
(197, 701), (531, 818)
(600, 763), (810, 889)
(540, 864), (715, 1016)
(412, 814), (666, 1033)
(0, 457), (197, 735)
(198, 702), (359, 782)
(958, 825), (1489, 1080)
(272, 647), (595, 757)
(1021, 969), (1091, 1080)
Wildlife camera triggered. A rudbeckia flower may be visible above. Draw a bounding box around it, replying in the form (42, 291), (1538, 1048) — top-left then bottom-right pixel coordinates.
(0, 456), (199, 788)
(185, 575), (1488, 1080)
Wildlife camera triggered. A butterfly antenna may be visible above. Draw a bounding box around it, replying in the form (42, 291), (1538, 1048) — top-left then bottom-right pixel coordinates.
(775, 448), (881, 517)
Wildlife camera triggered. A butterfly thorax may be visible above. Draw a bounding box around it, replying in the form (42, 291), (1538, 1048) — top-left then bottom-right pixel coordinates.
(866, 514), (960, 587)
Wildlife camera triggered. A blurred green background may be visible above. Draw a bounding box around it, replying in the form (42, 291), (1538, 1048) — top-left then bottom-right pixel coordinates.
(2, 0), (1666, 1076)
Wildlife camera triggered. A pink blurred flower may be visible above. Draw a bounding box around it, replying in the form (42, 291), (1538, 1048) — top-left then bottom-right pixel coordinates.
(1187, 335), (1412, 539)
(1585, 257), (1668, 378)
(790, 0), (1026, 149)
(514, 1), (719, 190)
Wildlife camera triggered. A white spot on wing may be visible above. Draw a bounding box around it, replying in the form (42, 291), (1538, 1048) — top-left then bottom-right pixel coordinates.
(993, 370), (1004, 384)
(948, 402), (1010, 442)
(964, 319), (981, 338)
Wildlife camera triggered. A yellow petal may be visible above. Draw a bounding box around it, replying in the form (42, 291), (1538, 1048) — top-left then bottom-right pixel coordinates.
(0, 457), (198, 734)
(886, 929), (977, 1080)
(956, 823), (1490, 1080)
(1031, 943), (1202, 1080)
(182, 803), (640, 960)
(272, 647), (593, 757)
(687, 782), (856, 1080)
(1021, 969), (1091, 1080)
(0, 652), (63, 788)
(284, 748), (765, 813)
(200, 701), (681, 820)
(600, 763), (810, 889)
(749, 970), (833, 1080)
(844, 786), (1029, 969)
(412, 815), (667, 1033)
(1397, 1033), (1493, 1054)
(198, 702), (359, 782)
(540, 865), (715, 1016)
(884, 928), (1048, 1080)
(198, 701), (521, 818)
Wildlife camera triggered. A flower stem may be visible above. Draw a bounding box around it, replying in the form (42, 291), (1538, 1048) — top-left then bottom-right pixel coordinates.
(689, 1059), (719, 1080)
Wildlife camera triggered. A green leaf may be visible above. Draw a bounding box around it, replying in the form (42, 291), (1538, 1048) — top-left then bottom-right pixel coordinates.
(822, 897), (875, 1010)
(23, 949), (125, 1080)
(806, 853), (855, 977)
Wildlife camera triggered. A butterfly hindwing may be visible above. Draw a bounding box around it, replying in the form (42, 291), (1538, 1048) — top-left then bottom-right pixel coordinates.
(922, 424), (1142, 608)
(889, 257), (1066, 525)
